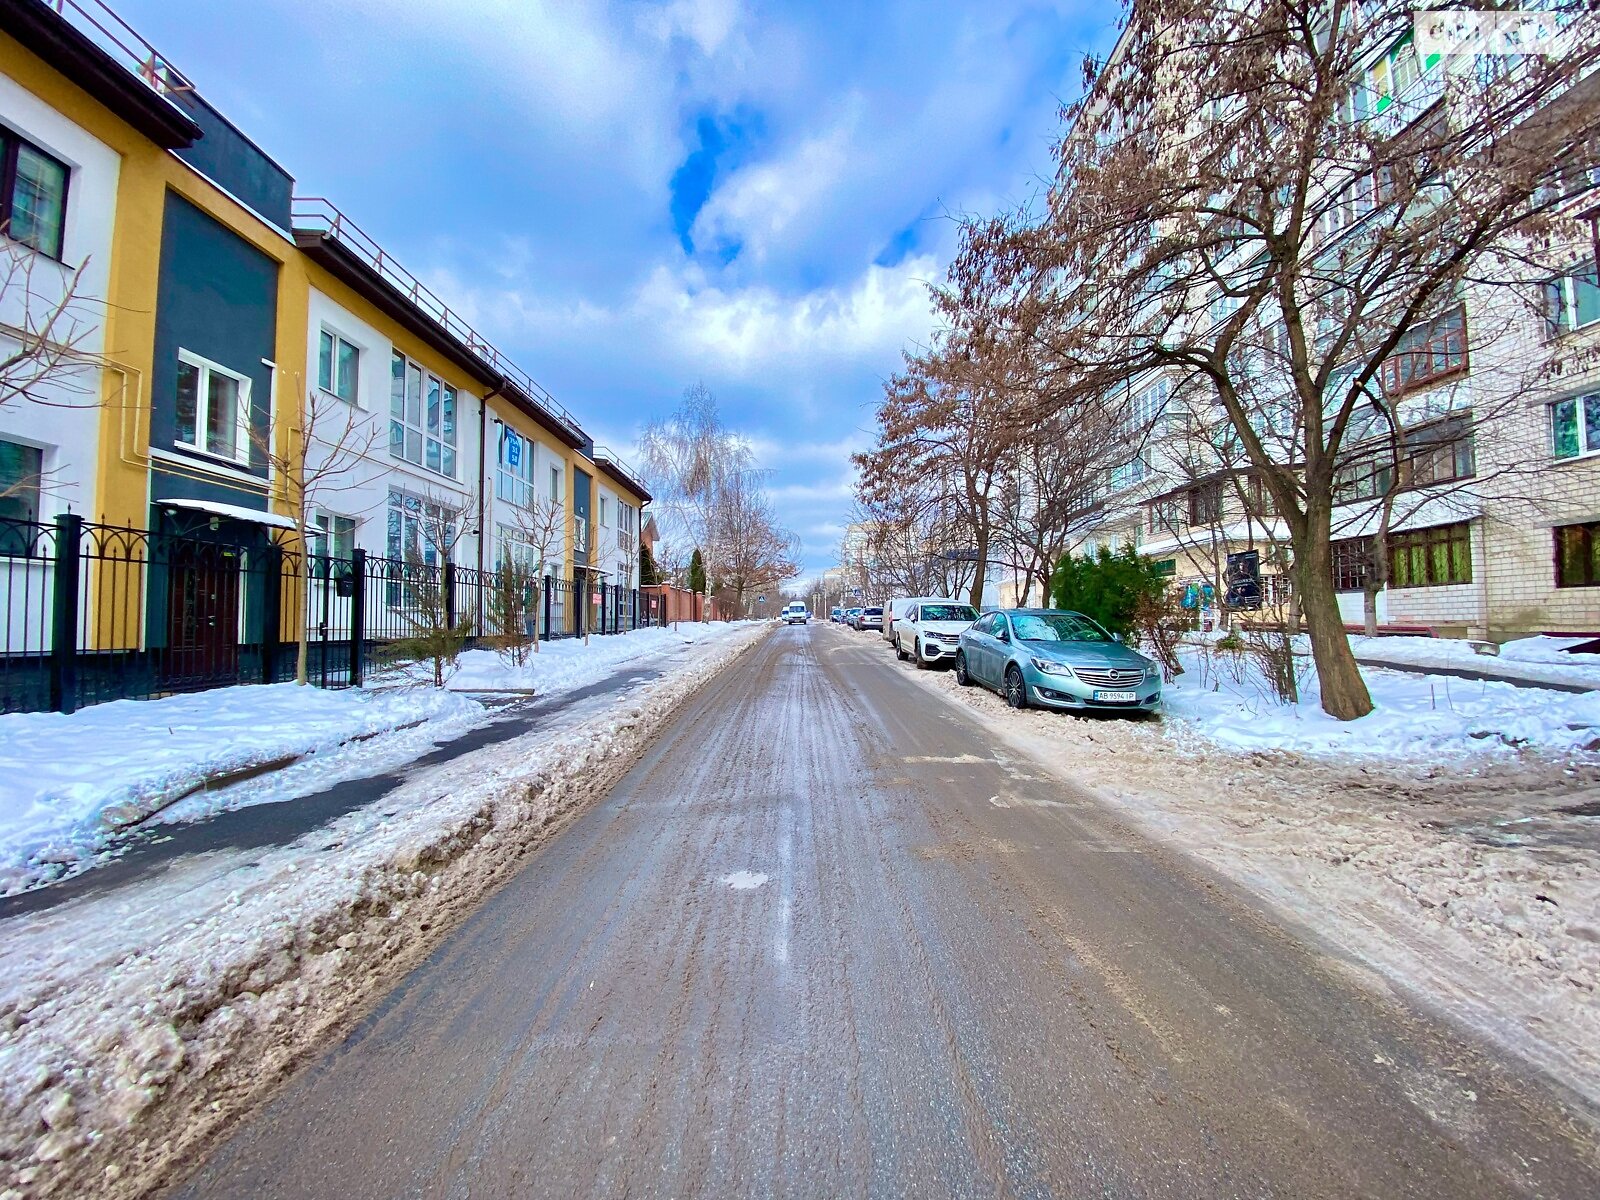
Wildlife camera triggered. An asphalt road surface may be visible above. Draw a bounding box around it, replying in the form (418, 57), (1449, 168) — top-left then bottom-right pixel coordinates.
(171, 623), (1600, 1199)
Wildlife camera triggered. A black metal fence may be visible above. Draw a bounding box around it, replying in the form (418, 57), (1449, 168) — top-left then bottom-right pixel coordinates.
(1, 514), (659, 715)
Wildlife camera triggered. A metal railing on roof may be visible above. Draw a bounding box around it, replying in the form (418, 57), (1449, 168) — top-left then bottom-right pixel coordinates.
(590, 445), (648, 497)
(290, 196), (585, 442)
(41, 0), (195, 102)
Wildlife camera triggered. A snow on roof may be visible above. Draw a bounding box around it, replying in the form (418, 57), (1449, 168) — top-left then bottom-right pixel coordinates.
(156, 497), (299, 531)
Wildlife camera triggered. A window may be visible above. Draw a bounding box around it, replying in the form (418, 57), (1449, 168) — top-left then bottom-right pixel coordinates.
(497, 525), (539, 572)
(1389, 522), (1471, 587)
(598, 497), (610, 527)
(1547, 262), (1600, 337)
(317, 330), (359, 403)
(1555, 522), (1600, 588)
(1187, 481), (1223, 525)
(386, 489), (452, 565)
(549, 464), (563, 504)
(497, 430), (534, 507)
(1147, 497), (1180, 534)
(0, 129), (69, 259)
(1551, 393), (1600, 460)
(388, 352), (457, 477)
(309, 512), (355, 575)
(175, 350), (250, 463)
(1399, 414), (1475, 487)
(1331, 536), (1375, 592)
(0, 439), (43, 556)
(1380, 306), (1467, 393)
(1334, 454), (1394, 504)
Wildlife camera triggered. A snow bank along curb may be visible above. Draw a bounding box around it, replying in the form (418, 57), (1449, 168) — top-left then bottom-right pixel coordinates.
(0, 622), (770, 1200)
(883, 636), (1600, 1115)
(0, 686), (486, 895)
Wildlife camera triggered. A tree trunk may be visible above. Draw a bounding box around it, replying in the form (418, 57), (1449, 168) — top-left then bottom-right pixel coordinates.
(1294, 527), (1373, 720)
(967, 528), (989, 609)
(1362, 584), (1379, 638)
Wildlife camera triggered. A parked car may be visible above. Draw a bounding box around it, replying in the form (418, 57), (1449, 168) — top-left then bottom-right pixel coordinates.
(854, 606), (884, 631)
(843, 606), (864, 627)
(830, 606), (844, 623)
(955, 608), (1160, 714)
(782, 602), (809, 625)
(894, 601), (978, 668)
(884, 596), (945, 641)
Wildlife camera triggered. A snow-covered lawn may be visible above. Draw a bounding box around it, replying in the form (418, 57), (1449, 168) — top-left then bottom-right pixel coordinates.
(885, 630), (1600, 1107)
(0, 622), (769, 1200)
(442, 621), (758, 692)
(1351, 633), (1600, 691)
(1163, 641), (1600, 759)
(0, 686), (485, 894)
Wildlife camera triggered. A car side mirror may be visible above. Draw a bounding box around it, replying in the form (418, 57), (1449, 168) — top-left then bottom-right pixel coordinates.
(996, 630), (1009, 643)
(1112, 632), (1123, 644)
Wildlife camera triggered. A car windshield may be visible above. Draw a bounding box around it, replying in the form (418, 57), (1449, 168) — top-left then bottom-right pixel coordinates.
(1010, 612), (1113, 643)
(919, 604), (977, 622)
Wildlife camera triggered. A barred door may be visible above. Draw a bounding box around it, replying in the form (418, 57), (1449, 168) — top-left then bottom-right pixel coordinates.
(163, 541), (241, 689)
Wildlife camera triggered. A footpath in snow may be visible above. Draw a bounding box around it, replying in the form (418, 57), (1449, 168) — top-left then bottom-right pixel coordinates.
(0, 622), (746, 897)
(888, 628), (1600, 1112)
(0, 620), (768, 1200)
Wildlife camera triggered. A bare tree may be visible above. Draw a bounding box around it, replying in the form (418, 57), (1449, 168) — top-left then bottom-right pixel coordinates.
(960, 0), (1600, 717)
(253, 385), (380, 684)
(713, 467), (800, 616)
(639, 383), (753, 595)
(496, 488), (566, 655)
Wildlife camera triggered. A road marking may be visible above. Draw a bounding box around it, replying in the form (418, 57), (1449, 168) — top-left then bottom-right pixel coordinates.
(987, 795), (1009, 808)
(721, 870), (769, 890)
(906, 754), (991, 764)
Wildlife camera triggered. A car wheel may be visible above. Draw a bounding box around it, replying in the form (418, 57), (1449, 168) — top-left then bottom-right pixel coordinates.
(895, 636), (907, 661)
(1004, 665), (1028, 709)
(955, 652), (971, 686)
(914, 640), (929, 669)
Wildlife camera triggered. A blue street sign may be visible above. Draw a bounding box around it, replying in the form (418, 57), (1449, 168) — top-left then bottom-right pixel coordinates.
(505, 432), (522, 466)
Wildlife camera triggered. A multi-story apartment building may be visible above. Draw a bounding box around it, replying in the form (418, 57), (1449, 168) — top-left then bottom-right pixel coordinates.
(1, 0), (650, 706)
(1068, 16), (1600, 643)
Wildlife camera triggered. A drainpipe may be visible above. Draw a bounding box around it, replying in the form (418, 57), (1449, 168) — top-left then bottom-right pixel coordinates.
(478, 384), (505, 577)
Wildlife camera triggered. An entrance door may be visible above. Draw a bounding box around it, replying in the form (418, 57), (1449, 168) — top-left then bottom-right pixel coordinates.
(163, 540), (241, 689)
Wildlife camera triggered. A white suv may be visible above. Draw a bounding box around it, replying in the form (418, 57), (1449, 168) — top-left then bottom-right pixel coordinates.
(894, 601), (979, 667)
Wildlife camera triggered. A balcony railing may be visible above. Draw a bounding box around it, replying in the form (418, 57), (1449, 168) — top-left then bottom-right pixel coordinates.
(291, 197), (584, 444)
(40, 0), (196, 103)
(590, 445), (648, 496)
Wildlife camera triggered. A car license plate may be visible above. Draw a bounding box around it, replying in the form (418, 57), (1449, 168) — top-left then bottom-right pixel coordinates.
(1093, 689), (1137, 702)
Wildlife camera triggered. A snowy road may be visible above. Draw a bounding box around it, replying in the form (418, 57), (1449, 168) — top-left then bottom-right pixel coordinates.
(169, 623), (1599, 1198)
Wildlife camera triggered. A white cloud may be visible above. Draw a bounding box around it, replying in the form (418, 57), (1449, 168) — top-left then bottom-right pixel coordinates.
(689, 109), (859, 263)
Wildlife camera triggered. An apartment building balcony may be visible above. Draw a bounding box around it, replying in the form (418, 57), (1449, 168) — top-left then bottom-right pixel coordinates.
(291, 197), (588, 450)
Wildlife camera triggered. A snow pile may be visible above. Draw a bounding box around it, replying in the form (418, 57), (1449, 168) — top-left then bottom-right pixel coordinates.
(1163, 643), (1600, 759)
(0, 622), (769, 1200)
(0, 686), (484, 892)
(1352, 633), (1600, 691)
(443, 622), (754, 693)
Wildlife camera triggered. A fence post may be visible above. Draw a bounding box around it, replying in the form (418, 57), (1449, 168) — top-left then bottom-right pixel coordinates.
(50, 513), (83, 714)
(444, 560), (456, 629)
(261, 543), (283, 684)
(543, 575), (553, 641)
(349, 548), (367, 687)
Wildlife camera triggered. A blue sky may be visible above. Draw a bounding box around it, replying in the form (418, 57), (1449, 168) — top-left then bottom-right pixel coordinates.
(118, 0), (1118, 580)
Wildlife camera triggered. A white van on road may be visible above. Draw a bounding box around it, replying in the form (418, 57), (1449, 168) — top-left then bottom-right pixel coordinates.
(782, 602), (809, 625)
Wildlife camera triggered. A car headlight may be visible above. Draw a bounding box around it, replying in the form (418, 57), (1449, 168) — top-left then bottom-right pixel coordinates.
(1145, 664), (1161, 681)
(1030, 657), (1076, 678)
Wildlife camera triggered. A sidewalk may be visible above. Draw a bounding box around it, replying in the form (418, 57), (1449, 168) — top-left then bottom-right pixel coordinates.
(1349, 635), (1600, 695)
(0, 623), (769, 1200)
(1352, 654), (1597, 695)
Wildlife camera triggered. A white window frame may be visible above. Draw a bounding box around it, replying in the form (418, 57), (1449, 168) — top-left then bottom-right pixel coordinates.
(1551, 392), (1600, 461)
(389, 351), (458, 479)
(317, 327), (361, 405)
(549, 463), (563, 504)
(497, 429), (535, 507)
(175, 348), (251, 466)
